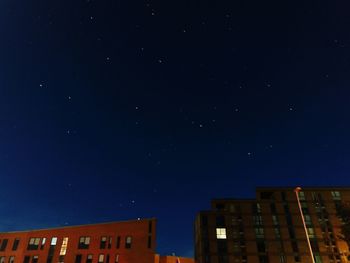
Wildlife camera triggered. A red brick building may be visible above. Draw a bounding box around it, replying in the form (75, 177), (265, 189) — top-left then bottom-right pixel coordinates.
(0, 218), (156, 263)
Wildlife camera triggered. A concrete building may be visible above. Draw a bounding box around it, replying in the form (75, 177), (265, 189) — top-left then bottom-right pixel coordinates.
(195, 187), (350, 263)
(0, 218), (194, 263)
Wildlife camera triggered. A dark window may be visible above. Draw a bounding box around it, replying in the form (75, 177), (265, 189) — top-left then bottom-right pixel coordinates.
(218, 255), (228, 263)
(100, 237), (107, 249)
(281, 192), (287, 201)
(148, 236), (152, 249)
(125, 236), (132, 249)
(294, 256), (301, 262)
(288, 227), (295, 239)
(23, 256), (30, 263)
(270, 203), (277, 214)
(106, 254), (110, 263)
(148, 221), (153, 233)
(40, 238), (46, 250)
(75, 255), (82, 263)
(27, 238), (40, 250)
(201, 216), (208, 227)
(260, 192), (274, 199)
(259, 256), (269, 263)
(216, 216), (225, 227)
(116, 236), (120, 249)
(257, 240), (266, 253)
(12, 238), (20, 251)
(78, 237), (90, 249)
(86, 255), (93, 263)
(291, 241), (299, 252)
(216, 203), (225, 211)
(58, 256), (64, 263)
(217, 240), (227, 254)
(0, 239), (8, 251)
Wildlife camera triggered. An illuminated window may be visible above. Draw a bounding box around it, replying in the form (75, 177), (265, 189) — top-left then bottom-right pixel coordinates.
(12, 238), (20, 251)
(60, 237), (69, 256)
(115, 255), (119, 263)
(78, 237), (90, 249)
(32, 256), (39, 263)
(100, 236), (107, 249)
(125, 236), (132, 249)
(9, 256), (15, 263)
(257, 203), (262, 213)
(307, 228), (315, 238)
(51, 237), (57, 246)
(298, 191), (306, 200)
(255, 228), (265, 238)
(0, 257), (5, 263)
(41, 238), (46, 250)
(216, 228), (227, 239)
(86, 255), (93, 263)
(28, 238), (40, 250)
(331, 191), (341, 200)
(98, 254), (105, 263)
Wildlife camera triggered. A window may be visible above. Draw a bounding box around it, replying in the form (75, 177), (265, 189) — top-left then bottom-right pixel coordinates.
(41, 238), (46, 250)
(216, 228), (227, 239)
(59, 237), (68, 256)
(305, 215), (312, 226)
(253, 215), (263, 225)
(279, 255), (286, 263)
(27, 238), (40, 250)
(75, 255), (82, 263)
(12, 238), (20, 251)
(216, 216), (225, 227)
(0, 257), (4, 263)
(115, 255), (119, 263)
(98, 254), (105, 263)
(78, 237), (90, 249)
(229, 204), (236, 213)
(9, 256), (15, 263)
(116, 236), (120, 249)
(294, 256), (301, 262)
(331, 191), (341, 200)
(32, 256), (38, 263)
(0, 239), (8, 251)
(260, 192), (274, 199)
(148, 236), (152, 249)
(255, 228), (264, 238)
(100, 236), (107, 249)
(23, 256), (30, 263)
(291, 241), (298, 252)
(307, 228), (315, 238)
(217, 239), (227, 254)
(86, 255), (93, 263)
(274, 228), (281, 239)
(298, 191), (306, 200)
(272, 215), (279, 225)
(51, 237), (57, 246)
(257, 240), (266, 252)
(259, 255), (269, 263)
(125, 236), (132, 249)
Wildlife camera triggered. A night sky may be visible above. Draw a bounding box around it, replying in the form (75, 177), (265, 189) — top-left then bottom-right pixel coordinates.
(1, 0), (350, 257)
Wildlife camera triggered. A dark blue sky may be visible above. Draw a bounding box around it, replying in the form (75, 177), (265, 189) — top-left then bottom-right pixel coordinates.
(1, 0), (350, 257)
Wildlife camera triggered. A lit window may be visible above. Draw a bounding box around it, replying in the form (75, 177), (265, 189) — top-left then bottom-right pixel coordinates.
(78, 237), (90, 249)
(0, 257), (5, 263)
(98, 254), (105, 263)
(255, 228), (265, 238)
(331, 191), (341, 200)
(32, 256), (39, 263)
(257, 203), (262, 213)
(51, 237), (58, 246)
(60, 237), (69, 256)
(115, 255), (119, 263)
(307, 228), (315, 238)
(298, 191), (306, 200)
(125, 236), (132, 249)
(9, 256), (15, 263)
(216, 228), (227, 239)
(41, 238), (46, 250)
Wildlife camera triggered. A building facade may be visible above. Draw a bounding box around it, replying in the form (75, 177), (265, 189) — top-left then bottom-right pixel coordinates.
(0, 218), (156, 263)
(195, 187), (350, 263)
